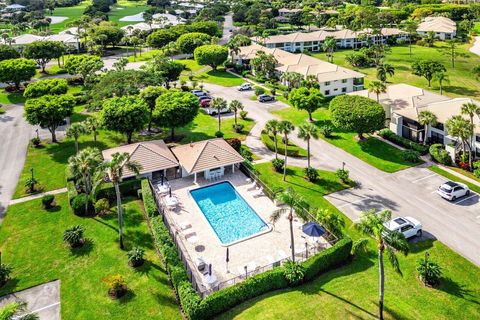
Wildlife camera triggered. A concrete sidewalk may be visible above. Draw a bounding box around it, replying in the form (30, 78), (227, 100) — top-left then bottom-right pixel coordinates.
(9, 188), (68, 205)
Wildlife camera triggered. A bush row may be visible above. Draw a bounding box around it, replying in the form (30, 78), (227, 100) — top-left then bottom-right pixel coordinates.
(95, 179), (141, 202)
(429, 144), (452, 165)
(260, 131), (303, 157)
(378, 129), (429, 155)
(144, 193), (352, 320)
(141, 179), (158, 218)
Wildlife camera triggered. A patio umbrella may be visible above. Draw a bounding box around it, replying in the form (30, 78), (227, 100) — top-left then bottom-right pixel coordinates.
(209, 263), (212, 276)
(302, 222), (326, 238)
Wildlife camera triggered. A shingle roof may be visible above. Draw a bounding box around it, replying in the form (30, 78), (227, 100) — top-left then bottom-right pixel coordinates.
(102, 140), (178, 178)
(417, 16), (456, 33)
(171, 138), (244, 174)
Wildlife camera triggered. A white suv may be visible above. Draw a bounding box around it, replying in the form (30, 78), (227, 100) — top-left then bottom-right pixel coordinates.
(238, 83), (252, 91)
(437, 181), (470, 201)
(383, 216), (422, 239)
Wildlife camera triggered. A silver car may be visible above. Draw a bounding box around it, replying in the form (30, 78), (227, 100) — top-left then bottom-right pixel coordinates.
(437, 181), (470, 201)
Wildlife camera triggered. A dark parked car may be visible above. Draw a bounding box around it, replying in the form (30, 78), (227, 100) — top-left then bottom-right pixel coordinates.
(258, 94), (275, 102)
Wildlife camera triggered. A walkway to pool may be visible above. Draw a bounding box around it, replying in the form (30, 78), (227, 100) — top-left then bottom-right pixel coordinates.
(152, 168), (331, 296)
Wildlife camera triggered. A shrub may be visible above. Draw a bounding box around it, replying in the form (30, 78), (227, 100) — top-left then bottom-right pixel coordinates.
(95, 198), (110, 215)
(63, 225), (85, 248)
(215, 131), (224, 138)
(429, 144), (452, 165)
(0, 264), (12, 286)
(305, 167), (319, 182)
(254, 86), (265, 96)
(95, 179), (141, 201)
(232, 123), (244, 133)
(283, 260), (305, 286)
(417, 256), (442, 286)
(71, 193), (93, 216)
(66, 181), (78, 204)
(378, 128), (429, 155)
(336, 168), (350, 183)
(31, 137), (41, 147)
(320, 125), (333, 138)
(24, 176), (38, 194)
(103, 274), (128, 299)
(416, 39), (426, 46)
(240, 145), (253, 162)
(239, 110), (248, 120)
(141, 179), (158, 218)
(271, 158), (284, 172)
(473, 161), (480, 178)
(303, 238), (352, 281)
(127, 247), (145, 267)
(41, 194), (55, 209)
(225, 138), (241, 152)
(402, 149), (421, 163)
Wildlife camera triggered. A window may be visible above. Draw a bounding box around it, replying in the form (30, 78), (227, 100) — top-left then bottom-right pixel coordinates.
(334, 88), (338, 91)
(400, 225), (413, 232)
(324, 81), (331, 86)
(433, 122), (444, 131)
(325, 90), (330, 95)
(476, 135), (480, 143)
(342, 79), (347, 83)
(342, 87), (347, 93)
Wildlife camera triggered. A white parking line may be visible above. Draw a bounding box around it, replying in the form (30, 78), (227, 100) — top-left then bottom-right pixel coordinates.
(454, 194), (477, 205)
(29, 302), (60, 314)
(412, 173), (437, 183)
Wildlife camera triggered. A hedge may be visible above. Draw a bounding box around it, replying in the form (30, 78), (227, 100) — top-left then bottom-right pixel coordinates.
(67, 181), (77, 204)
(378, 129), (429, 155)
(141, 179), (158, 218)
(95, 179), (141, 202)
(144, 193), (353, 320)
(429, 144), (452, 165)
(261, 131), (305, 157)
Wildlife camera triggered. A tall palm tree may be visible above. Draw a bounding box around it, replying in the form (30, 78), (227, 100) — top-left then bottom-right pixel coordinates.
(434, 71), (449, 95)
(376, 63), (395, 83)
(355, 209), (409, 320)
(304, 74), (318, 89)
(270, 187), (309, 262)
(265, 119), (279, 159)
(211, 97), (227, 132)
(368, 80), (386, 102)
(280, 72), (304, 91)
(66, 123), (87, 154)
(322, 36), (336, 63)
(228, 99), (244, 127)
(83, 117), (100, 144)
(68, 147), (103, 215)
(417, 111), (438, 145)
(278, 121), (295, 181)
(315, 208), (345, 239)
(402, 20), (418, 57)
(298, 123), (319, 168)
(446, 115), (474, 168)
(104, 152), (142, 249)
(461, 102), (480, 165)
(227, 37), (240, 63)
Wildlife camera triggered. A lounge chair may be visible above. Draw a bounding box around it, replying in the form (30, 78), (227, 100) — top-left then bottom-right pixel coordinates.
(185, 232), (199, 244)
(179, 222), (192, 231)
(253, 187), (264, 197)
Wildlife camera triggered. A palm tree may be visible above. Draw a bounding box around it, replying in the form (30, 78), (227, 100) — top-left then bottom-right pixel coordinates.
(66, 123), (87, 154)
(68, 147), (103, 215)
(298, 123), (319, 168)
(368, 80), (386, 102)
(227, 37), (240, 63)
(322, 36), (336, 63)
(315, 208), (345, 239)
(265, 119), (279, 159)
(355, 209), (409, 320)
(104, 152), (142, 249)
(461, 102), (480, 165)
(0, 301), (39, 320)
(446, 115), (474, 168)
(211, 97), (227, 132)
(270, 187), (309, 262)
(278, 121), (295, 181)
(304, 74), (318, 89)
(376, 63), (395, 83)
(280, 72), (304, 91)
(402, 20), (418, 57)
(417, 111), (438, 145)
(83, 117), (100, 144)
(228, 100), (244, 127)
(434, 71), (449, 95)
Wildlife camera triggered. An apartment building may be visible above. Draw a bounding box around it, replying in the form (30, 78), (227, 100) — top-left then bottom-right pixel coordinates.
(416, 16), (457, 40)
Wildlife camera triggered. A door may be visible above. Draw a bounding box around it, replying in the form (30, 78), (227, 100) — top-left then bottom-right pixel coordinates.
(400, 225), (415, 238)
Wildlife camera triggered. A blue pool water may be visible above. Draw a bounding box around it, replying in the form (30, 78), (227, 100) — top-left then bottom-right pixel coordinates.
(189, 182), (269, 245)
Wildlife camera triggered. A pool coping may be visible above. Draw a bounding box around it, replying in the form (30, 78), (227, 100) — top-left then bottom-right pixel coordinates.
(187, 180), (273, 247)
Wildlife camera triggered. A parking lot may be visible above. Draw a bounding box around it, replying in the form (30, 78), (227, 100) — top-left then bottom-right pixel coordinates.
(326, 166), (480, 265)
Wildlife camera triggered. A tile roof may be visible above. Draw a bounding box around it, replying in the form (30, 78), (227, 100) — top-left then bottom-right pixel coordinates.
(417, 16), (456, 33)
(171, 138), (244, 174)
(102, 140), (178, 178)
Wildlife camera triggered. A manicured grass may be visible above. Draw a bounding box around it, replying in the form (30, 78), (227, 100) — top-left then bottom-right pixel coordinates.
(109, 0), (149, 28)
(49, 1), (91, 33)
(222, 162), (480, 320)
(0, 90), (25, 105)
(0, 195), (181, 319)
(180, 65), (244, 87)
(127, 49), (162, 62)
(429, 165), (480, 194)
(179, 59), (207, 73)
(260, 131), (308, 157)
(13, 107), (254, 198)
(312, 42), (480, 99)
(272, 107), (418, 173)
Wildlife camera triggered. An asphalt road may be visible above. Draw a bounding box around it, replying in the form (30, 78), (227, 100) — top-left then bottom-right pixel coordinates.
(202, 82), (480, 266)
(0, 105), (31, 216)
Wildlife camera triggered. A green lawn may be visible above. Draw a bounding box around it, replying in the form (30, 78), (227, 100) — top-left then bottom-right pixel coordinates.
(219, 162), (480, 319)
(180, 64), (244, 87)
(312, 42), (480, 100)
(49, 1), (91, 33)
(179, 59), (208, 73)
(0, 195), (181, 320)
(13, 107), (254, 198)
(109, 0), (149, 28)
(0, 90), (25, 105)
(429, 165), (480, 194)
(272, 107), (418, 173)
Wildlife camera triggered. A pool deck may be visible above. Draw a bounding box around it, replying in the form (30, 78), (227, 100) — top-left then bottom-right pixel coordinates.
(157, 169), (330, 293)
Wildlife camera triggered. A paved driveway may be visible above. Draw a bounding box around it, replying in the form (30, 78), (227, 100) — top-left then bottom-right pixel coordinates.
(203, 83), (480, 266)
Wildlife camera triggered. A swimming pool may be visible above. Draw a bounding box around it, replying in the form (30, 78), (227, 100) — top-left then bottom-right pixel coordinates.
(189, 181), (270, 245)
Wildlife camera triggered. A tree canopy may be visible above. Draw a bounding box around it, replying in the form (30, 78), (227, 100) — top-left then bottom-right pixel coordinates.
(329, 95), (385, 139)
(0, 58), (36, 90)
(146, 29), (177, 48)
(153, 90), (199, 140)
(100, 95), (149, 144)
(194, 44), (228, 70)
(23, 41), (65, 72)
(0, 44), (20, 61)
(24, 78), (68, 99)
(288, 87), (325, 122)
(411, 60), (446, 87)
(24, 94), (76, 142)
(65, 54), (104, 83)
(176, 32), (211, 54)
(141, 54), (184, 87)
